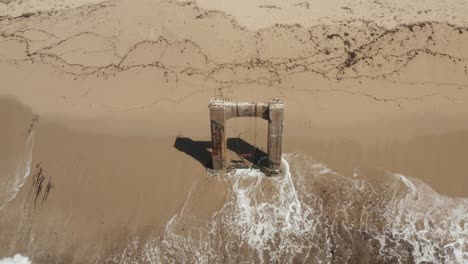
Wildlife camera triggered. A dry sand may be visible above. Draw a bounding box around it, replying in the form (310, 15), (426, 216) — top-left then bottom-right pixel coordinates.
(0, 0), (467, 262)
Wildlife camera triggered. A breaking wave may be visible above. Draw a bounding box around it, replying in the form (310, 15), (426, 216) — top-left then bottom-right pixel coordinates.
(110, 153), (467, 263)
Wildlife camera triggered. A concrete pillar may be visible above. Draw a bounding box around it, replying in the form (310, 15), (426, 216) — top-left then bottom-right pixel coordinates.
(267, 99), (284, 171)
(209, 99), (226, 170)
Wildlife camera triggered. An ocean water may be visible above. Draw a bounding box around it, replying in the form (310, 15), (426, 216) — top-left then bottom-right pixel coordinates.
(0, 130), (34, 264)
(109, 153), (468, 264)
(0, 130), (466, 263)
(0, 131), (34, 210)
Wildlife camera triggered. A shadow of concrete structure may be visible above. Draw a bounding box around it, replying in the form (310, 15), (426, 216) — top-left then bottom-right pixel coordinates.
(173, 137), (268, 170)
(226, 138), (268, 167)
(173, 137), (212, 168)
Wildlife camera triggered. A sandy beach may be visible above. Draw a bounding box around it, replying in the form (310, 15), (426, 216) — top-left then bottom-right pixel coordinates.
(0, 0), (467, 263)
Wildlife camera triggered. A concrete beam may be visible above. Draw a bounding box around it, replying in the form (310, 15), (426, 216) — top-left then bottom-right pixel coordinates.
(222, 101), (269, 120)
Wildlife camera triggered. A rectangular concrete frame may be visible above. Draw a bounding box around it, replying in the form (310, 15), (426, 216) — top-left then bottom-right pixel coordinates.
(209, 98), (284, 172)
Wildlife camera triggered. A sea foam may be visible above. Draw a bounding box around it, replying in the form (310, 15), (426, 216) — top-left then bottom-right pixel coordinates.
(0, 254), (31, 264)
(106, 153), (468, 263)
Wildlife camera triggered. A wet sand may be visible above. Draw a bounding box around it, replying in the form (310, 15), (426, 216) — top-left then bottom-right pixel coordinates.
(0, 0), (468, 262)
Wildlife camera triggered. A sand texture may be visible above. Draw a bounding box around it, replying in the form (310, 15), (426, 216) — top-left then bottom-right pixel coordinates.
(0, 0), (467, 263)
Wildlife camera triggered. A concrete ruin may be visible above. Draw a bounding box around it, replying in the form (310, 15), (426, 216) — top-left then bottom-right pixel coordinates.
(209, 98), (284, 172)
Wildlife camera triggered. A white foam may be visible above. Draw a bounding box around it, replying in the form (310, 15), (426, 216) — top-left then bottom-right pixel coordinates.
(396, 173), (417, 195)
(0, 254), (31, 264)
(112, 153), (468, 263)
